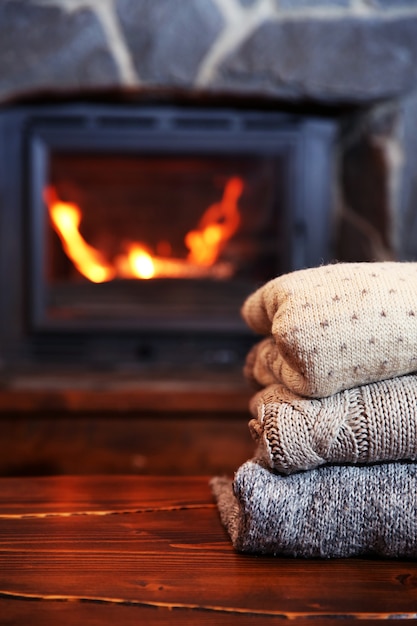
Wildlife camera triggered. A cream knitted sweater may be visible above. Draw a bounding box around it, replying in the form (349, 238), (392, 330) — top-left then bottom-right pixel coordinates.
(241, 262), (417, 397)
(249, 376), (417, 474)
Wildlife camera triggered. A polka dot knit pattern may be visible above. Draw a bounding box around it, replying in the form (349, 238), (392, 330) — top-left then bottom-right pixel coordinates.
(249, 376), (417, 474)
(210, 460), (417, 558)
(241, 262), (417, 398)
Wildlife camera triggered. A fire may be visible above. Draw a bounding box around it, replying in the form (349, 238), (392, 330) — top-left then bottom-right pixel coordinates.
(45, 177), (244, 282)
(45, 188), (115, 283)
(125, 245), (155, 280)
(185, 176), (243, 266)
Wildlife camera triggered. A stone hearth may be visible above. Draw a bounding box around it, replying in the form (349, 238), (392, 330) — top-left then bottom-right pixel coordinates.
(1, 0), (417, 262)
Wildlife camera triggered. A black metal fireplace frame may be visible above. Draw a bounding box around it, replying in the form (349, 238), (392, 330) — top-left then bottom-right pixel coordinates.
(0, 103), (335, 373)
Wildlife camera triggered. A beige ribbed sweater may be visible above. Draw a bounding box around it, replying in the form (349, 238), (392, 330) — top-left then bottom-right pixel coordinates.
(249, 376), (417, 474)
(241, 262), (417, 397)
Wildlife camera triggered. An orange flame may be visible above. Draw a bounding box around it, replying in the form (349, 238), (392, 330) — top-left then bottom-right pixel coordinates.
(185, 176), (243, 266)
(46, 177), (244, 282)
(45, 188), (115, 283)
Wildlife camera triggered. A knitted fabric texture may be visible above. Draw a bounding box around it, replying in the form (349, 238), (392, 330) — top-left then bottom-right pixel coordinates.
(211, 460), (417, 558)
(249, 376), (417, 474)
(241, 262), (417, 398)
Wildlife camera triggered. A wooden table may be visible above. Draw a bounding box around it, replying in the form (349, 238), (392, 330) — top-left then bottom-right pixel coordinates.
(1, 476), (417, 625)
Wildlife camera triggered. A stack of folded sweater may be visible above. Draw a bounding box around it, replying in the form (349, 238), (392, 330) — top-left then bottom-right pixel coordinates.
(211, 262), (417, 558)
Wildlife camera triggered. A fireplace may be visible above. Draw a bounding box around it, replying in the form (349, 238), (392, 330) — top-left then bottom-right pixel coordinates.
(0, 103), (335, 375)
(2, 0), (415, 476)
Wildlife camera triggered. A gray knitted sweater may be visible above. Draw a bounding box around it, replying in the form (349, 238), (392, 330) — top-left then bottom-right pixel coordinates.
(211, 460), (417, 558)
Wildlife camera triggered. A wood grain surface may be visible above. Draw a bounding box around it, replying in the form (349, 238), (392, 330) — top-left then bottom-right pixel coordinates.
(1, 475), (417, 624)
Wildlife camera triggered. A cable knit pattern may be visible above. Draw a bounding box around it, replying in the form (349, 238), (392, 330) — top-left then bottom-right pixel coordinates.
(211, 460), (417, 558)
(241, 262), (417, 397)
(249, 377), (417, 474)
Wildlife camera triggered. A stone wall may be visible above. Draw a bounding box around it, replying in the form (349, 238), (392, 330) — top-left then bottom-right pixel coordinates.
(2, 0), (417, 104)
(2, 0), (417, 262)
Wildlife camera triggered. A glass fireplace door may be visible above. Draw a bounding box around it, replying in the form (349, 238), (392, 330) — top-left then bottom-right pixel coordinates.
(0, 104), (334, 369)
(28, 118), (294, 334)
